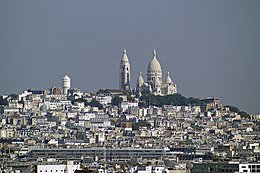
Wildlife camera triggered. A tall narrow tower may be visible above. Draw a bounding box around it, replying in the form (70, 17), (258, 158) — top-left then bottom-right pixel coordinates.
(62, 75), (71, 95)
(119, 49), (131, 91)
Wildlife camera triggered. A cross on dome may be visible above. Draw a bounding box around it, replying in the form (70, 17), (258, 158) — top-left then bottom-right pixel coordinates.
(153, 49), (157, 59)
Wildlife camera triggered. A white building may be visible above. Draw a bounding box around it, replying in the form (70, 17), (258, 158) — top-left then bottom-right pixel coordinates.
(62, 75), (71, 95)
(95, 95), (112, 105)
(121, 101), (138, 112)
(136, 49), (177, 96)
(131, 166), (169, 173)
(3, 107), (20, 114)
(89, 114), (111, 129)
(238, 163), (260, 173)
(36, 161), (81, 173)
(0, 126), (17, 138)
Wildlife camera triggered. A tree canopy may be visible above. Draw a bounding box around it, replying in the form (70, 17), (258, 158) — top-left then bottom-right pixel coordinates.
(132, 120), (151, 130)
(87, 99), (103, 109)
(0, 96), (8, 106)
(73, 98), (89, 107)
(111, 96), (123, 107)
(225, 105), (249, 117)
(8, 94), (19, 100)
(139, 93), (201, 107)
(123, 91), (135, 102)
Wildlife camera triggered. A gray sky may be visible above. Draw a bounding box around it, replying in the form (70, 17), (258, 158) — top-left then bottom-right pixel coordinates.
(0, 0), (260, 113)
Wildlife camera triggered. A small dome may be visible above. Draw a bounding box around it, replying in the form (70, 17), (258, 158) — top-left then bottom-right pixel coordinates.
(137, 72), (144, 85)
(63, 75), (70, 80)
(121, 49), (129, 63)
(165, 72), (172, 84)
(147, 49), (162, 73)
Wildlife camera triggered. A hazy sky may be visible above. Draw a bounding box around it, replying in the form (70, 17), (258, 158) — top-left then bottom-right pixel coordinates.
(0, 0), (260, 113)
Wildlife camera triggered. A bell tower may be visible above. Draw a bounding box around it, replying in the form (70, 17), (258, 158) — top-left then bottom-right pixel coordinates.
(119, 49), (131, 90)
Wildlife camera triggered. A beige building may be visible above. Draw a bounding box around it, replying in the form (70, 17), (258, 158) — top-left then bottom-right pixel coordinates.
(0, 126), (17, 138)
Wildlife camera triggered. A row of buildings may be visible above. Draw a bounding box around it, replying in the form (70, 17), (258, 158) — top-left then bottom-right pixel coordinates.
(1, 86), (260, 172)
(0, 50), (260, 173)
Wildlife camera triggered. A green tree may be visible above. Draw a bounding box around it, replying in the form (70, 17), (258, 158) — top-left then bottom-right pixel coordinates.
(225, 105), (249, 117)
(138, 101), (146, 108)
(88, 99), (103, 109)
(96, 89), (105, 95)
(225, 105), (240, 113)
(73, 98), (89, 107)
(111, 96), (123, 107)
(8, 94), (18, 100)
(140, 93), (195, 107)
(240, 111), (250, 118)
(132, 120), (151, 130)
(187, 97), (201, 105)
(123, 91), (135, 102)
(0, 96), (8, 106)
(141, 90), (151, 97)
(0, 106), (4, 113)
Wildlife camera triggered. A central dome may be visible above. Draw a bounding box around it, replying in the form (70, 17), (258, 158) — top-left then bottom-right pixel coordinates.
(147, 50), (162, 73)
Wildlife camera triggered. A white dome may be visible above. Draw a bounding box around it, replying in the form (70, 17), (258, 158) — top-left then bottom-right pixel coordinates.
(137, 72), (144, 85)
(121, 49), (129, 63)
(63, 75), (70, 81)
(147, 49), (162, 73)
(165, 72), (172, 84)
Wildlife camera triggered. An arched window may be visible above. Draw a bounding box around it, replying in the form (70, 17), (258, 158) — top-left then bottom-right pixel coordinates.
(127, 73), (129, 81)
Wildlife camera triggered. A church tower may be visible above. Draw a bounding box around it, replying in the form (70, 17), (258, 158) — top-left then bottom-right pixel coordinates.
(119, 49), (131, 91)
